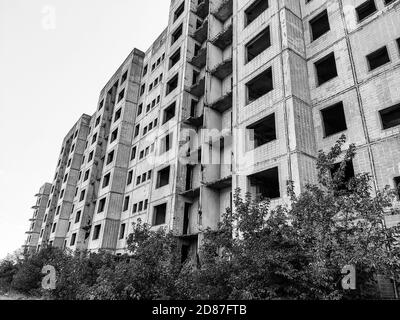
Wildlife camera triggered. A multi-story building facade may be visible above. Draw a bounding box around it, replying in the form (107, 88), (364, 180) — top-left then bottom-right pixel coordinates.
(25, 0), (400, 295)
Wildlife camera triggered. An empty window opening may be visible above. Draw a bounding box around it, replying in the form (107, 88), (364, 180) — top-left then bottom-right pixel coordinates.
(246, 26), (271, 63)
(75, 211), (81, 223)
(134, 125), (140, 137)
(183, 203), (191, 235)
(114, 108), (122, 122)
(157, 166), (170, 188)
(367, 46), (390, 71)
(79, 190), (86, 202)
(127, 170), (133, 185)
(102, 173), (111, 188)
(131, 147), (137, 160)
(110, 128), (118, 143)
(52, 223), (57, 233)
(121, 71), (128, 85)
(246, 67), (273, 104)
(153, 203), (167, 226)
(98, 198), (106, 213)
(171, 24), (183, 45)
(186, 165), (193, 191)
(379, 103), (400, 130)
(161, 133), (173, 154)
(321, 102), (347, 137)
(137, 104), (143, 116)
(70, 233), (76, 246)
(117, 89), (125, 103)
(315, 52), (338, 86)
(310, 9), (330, 41)
(330, 160), (355, 191)
(169, 48), (181, 69)
(106, 150), (115, 165)
(163, 102), (176, 124)
(247, 113), (276, 149)
(143, 65), (148, 76)
(394, 176), (400, 199)
(92, 225), (101, 240)
(166, 74), (179, 95)
(119, 224), (126, 240)
(249, 167), (280, 199)
(95, 116), (101, 127)
(123, 196), (130, 212)
(174, 2), (185, 21)
(245, 0), (269, 27)
(356, 0), (377, 22)
(84, 170), (90, 181)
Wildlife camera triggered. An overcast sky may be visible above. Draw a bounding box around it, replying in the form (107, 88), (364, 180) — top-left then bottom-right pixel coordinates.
(0, 0), (171, 259)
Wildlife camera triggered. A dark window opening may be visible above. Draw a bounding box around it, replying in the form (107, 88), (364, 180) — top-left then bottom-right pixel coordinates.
(153, 203), (167, 226)
(92, 225), (101, 240)
(79, 190), (86, 202)
(321, 102), (347, 137)
(117, 89), (125, 103)
(119, 224), (126, 240)
(163, 102), (176, 124)
(315, 52), (338, 86)
(171, 24), (183, 45)
(114, 108), (122, 122)
(131, 147), (137, 160)
(379, 103), (400, 129)
(183, 203), (191, 235)
(98, 198), (106, 213)
(137, 104), (143, 116)
(121, 71), (128, 84)
(394, 176), (400, 199)
(134, 125), (140, 137)
(143, 65), (148, 76)
(106, 150), (115, 165)
(367, 46), (390, 71)
(75, 211), (81, 223)
(102, 173), (111, 188)
(249, 167), (280, 199)
(247, 113), (276, 148)
(246, 26), (271, 63)
(246, 67), (273, 104)
(245, 0), (269, 27)
(70, 233), (76, 246)
(166, 74), (179, 95)
(157, 166), (170, 188)
(356, 0), (377, 22)
(310, 9), (330, 41)
(330, 160), (355, 191)
(169, 48), (181, 69)
(110, 128), (118, 142)
(127, 170), (133, 185)
(181, 245), (190, 263)
(186, 165), (193, 191)
(84, 169), (90, 182)
(123, 196), (130, 212)
(174, 2), (185, 22)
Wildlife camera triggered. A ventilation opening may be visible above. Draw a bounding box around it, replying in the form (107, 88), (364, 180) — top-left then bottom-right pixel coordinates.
(171, 24), (183, 45)
(249, 167), (280, 199)
(163, 102), (176, 124)
(157, 166), (170, 188)
(321, 102), (347, 137)
(245, 0), (269, 27)
(379, 103), (400, 129)
(247, 113), (276, 149)
(315, 52), (338, 86)
(330, 160), (355, 191)
(356, 0), (377, 22)
(367, 46), (390, 71)
(153, 203), (167, 226)
(246, 26), (271, 63)
(166, 74), (179, 95)
(174, 2), (185, 22)
(310, 9), (330, 41)
(246, 67), (273, 104)
(169, 48), (181, 69)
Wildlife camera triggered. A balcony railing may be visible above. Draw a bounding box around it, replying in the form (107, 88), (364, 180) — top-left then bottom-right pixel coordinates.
(210, 58), (232, 80)
(212, 0), (233, 22)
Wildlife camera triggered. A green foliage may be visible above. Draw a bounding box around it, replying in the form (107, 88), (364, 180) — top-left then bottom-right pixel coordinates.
(4, 135), (400, 300)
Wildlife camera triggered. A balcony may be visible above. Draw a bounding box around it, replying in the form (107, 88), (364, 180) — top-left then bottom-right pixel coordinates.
(189, 46), (207, 69)
(210, 23), (232, 50)
(193, 0), (209, 19)
(204, 175), (232, 190)
(212, 0), (233, 22)
(180, 186), (201, 199)
(207, 90), (232, 113)
(184, 114), (204, 128)
(191, 18), (209, 44)
(210, 58), (232, 80)
(187, 76), (205, 98)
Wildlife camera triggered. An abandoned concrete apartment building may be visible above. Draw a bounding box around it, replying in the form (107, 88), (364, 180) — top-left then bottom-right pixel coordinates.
(25, 0), (400, 265)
